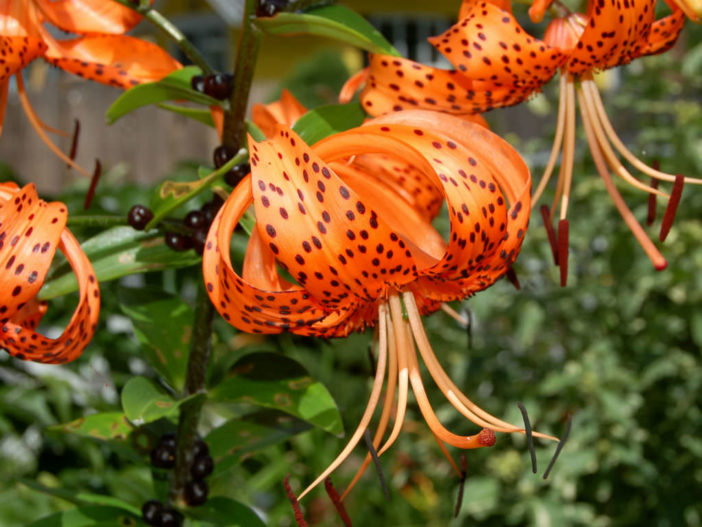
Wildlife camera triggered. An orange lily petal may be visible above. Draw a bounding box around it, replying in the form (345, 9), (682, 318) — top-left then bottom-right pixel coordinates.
(34, 0), (147, 35)
(640, 7), (686, 56)
(360, 54), (525, 116)
(0, 183), (100, 363)
(0, 35), (46, 82)
(202, 174), (347, 337)
(44, 35), (181, 88)
(248, 128), (422, 310)
(429, 3), (565, 89)
(251, 89), (307, 137)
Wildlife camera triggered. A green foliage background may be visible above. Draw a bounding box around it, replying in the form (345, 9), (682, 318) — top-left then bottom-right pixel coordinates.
(1, 19), (701, 527)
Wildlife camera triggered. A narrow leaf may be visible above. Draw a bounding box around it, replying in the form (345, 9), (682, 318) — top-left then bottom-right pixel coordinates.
(26, 506), (142, 527)
(188, 497), (266, 527)
(157, 102), (216, 127)
(49, 412), (134, 441)
(292, 102), (365, 145)
(254, 5), (400, 57)
(39, 227), (201, 300)
(106, 66), (223, 124)
(121, 376), (202, 425)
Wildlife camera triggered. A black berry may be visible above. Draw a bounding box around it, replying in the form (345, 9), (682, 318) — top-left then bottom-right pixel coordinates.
(128, 204), (153, 231)
(164, 232), (193, 252)
(224, 162), (250, 187)
(184, 479), (209, 506)
(141, 500), (163, 526)
(201, 195), (224, 224)
(192, 438), (209, 458)
(256, 0), (289, 17)
(213, 144), (236, 169)
(159, 432), (177, 449)
(158, 507), (184, 527)
(190, 74), (205, 93)
(184, 210), (206, 231)
(192, 229), (208, 256)
(203, 73), (234, 100)
(151, 445), (176, 469)
(190, 455), (214, 479)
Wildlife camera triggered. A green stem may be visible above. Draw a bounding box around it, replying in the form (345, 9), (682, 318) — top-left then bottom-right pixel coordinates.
(222, 0), (261, 148)
(168, 0), (261, 504)
(113, 0), (213, 75)
(66, 215), (126, 228)
(169, 284), (215, 505)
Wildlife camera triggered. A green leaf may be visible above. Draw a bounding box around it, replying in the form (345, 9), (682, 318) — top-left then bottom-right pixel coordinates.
(206, 409), (311, 475)
(121, 377), (202, 425)
(157, 102), (216, 127)
(26, 506), (142, 527)
(118, 287), (193, 390)
(106, 66), (222, 124)
(188, 497), (266, 527)
(22, 480), (142, 517)
(292, 102), (365, 145)
(145, 150), (247, 229)
(39, 227), (201, 300)
(49, 412), (133, 441)
(254, 5), (400, 57)
(210, 352), (343, 436)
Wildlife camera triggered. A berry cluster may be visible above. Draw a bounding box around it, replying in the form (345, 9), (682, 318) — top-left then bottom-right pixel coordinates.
(213, 144), (250, 188)
(141, 434), (215, 526)
(127, 195), (224, 255)
(190, 72), (233, 101)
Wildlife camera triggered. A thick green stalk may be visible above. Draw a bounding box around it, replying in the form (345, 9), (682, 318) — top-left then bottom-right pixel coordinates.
(169, 0), (260, 504)
(222, 0), (261, 148)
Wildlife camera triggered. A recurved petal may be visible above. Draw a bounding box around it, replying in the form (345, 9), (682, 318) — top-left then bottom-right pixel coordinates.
(252, 89), (307, 137)
(248, 128), (423, 311)
(0, 183), (67, 320)
(34, 0), (148, 35)
(639, 7), (685, 56)
(361, 54), (530, 116)
(368, 111), (530, 298)
(429, 3), (565, 89)
(44, 35), (181, 89)
(1, 228), (100, 364)
(202, 175), (344, 336)
(0, 35), (47, 82)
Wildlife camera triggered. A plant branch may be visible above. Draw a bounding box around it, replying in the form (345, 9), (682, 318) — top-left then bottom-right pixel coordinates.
(169, 283), (215, 504)
(66, 215), (126, 228)
(222, 0), (261, 148)
(113, 0), (213, 75)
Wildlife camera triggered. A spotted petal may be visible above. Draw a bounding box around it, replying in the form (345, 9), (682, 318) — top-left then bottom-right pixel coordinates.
(44, 35), (181, 89)
(0, 183), (100, 363)
(0, 35), (46, 82)
(252, 89), (307, 137)
(639, 7), (686, 56)
(34, 0), (148, 35)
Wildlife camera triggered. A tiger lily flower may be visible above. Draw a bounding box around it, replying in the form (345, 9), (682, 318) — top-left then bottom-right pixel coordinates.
(0, 182), (100, 364)
(203, 110), (557, 500)
(252, 89), (308, 137)
(0, 0), (181, 176)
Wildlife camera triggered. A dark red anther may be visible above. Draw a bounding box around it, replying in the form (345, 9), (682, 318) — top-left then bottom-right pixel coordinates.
(478, 428), (496, 447)
(646, 168), (660, 226)
(454, 454), (467, 518)
(364, 429), (389, 500)
(557, 219), (569, 287)
(540, 205), (558, 266)
(283, 475), (308, 527)
(505, 266), (520, 290)
(324, 478), (352, 527)
(83, 159), (102, 210)
(659, 174), (684, 242)
(68, 119), (80, 165)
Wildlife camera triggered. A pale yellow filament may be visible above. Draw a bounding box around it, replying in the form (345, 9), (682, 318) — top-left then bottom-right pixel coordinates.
(555, 75), (577, 221)
(582, 78), (702, 186)
(16, 73), (92, 178)
(298, 302), (389, 500)
(533, 72), (569, 204)
(578, 99), (668, 270)
(440, 303), (470, 328)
